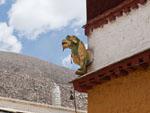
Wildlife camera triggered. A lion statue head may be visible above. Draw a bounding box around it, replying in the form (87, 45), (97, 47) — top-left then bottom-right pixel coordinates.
(62, 35), (80, 51)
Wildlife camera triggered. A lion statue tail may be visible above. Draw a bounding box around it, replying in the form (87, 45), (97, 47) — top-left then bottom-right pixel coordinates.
(86, 49), (94, 67)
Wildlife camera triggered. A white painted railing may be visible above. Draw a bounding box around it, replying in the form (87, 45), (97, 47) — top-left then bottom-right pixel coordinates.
(0, 97), (86, 113)
(0, 107), (33, 113)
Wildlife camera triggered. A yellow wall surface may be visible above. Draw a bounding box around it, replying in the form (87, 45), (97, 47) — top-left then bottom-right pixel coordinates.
(88, 68), (150, 113)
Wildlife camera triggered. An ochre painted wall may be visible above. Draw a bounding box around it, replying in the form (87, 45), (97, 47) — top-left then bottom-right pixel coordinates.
(88, 68), (150, 113)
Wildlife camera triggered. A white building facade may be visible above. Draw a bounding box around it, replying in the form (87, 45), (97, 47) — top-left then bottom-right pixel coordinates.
(87, 0), (150, 72)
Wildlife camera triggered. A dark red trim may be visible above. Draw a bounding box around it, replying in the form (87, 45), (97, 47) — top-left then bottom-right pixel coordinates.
(86, 0), (126, 22)
(72, 49), (150, 93)
(84, 0), (147, 36)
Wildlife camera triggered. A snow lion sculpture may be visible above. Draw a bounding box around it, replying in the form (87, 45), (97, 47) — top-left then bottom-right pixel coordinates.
(62, 35), (93, 76)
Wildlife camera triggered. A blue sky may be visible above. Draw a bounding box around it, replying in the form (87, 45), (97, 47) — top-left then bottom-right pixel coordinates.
(0, 0), (87, 70)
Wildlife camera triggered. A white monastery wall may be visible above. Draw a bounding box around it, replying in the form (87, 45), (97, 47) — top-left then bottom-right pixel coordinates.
(89, 1), (150, 71)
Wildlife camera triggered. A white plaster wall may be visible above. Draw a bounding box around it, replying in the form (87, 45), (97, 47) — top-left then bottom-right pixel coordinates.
(89, 1), (150, 71)
(0, 97), (86, 113)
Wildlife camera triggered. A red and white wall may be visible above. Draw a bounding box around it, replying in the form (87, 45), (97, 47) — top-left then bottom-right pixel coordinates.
(88, 1), (150, 71)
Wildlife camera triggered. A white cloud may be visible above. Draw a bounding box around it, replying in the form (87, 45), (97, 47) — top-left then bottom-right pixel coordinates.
(62, 54), (72, 68)
(8, 0), (86, 39)
(0, 0), (5, 5)
(85, 43), (88, 49)
(0, 23), (22, 53)
(74, 28), (80, 36)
